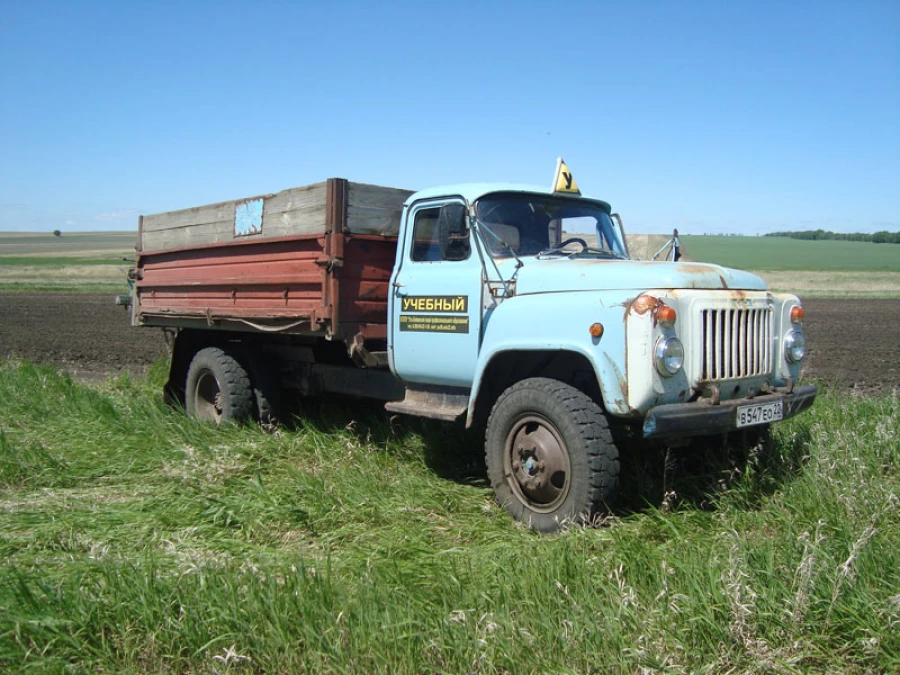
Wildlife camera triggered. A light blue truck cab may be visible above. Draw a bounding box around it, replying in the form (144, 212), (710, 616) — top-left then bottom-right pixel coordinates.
(386, 178), (816, 531)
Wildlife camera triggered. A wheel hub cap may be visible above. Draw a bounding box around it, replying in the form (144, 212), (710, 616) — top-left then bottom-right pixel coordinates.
(195, 372), (223, 422)
(506, 415), (570, 511)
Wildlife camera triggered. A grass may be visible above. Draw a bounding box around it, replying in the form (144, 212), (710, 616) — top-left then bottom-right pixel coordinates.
(0, 284), (125, 292)
(0, 264), (129, 292)
(0, 256), (124, 266)
(0, 231), (135, 292)
(682, 235), (900, 272)
(1, 359), (898, 673)
(0, 231), (137, 257)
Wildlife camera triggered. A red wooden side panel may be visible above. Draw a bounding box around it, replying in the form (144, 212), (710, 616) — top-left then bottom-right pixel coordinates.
(336, 236), (398, 340)
(136, 236), (329, 324)
(135, 233), (399, 340)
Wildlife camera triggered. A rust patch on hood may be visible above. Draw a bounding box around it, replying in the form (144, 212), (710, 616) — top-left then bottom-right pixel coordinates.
(630, 293), (659, 316)
(625, 293), (675, 328)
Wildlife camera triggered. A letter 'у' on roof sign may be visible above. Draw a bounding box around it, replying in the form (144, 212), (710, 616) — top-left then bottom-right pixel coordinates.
(552, 157), (581, 195)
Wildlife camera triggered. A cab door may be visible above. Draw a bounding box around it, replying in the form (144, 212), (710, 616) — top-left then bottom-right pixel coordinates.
(388, 198), (484, 387)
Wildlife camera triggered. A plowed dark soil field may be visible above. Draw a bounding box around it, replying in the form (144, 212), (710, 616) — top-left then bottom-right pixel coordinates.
(0, 292), (168, 381)
(0, 293), (897, 394)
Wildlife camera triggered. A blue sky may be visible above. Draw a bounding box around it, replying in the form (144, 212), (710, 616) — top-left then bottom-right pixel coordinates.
(1, 0), (897, 235)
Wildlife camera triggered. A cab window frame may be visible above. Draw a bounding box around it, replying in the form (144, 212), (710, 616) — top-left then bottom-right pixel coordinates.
(408, 199), (470, 263)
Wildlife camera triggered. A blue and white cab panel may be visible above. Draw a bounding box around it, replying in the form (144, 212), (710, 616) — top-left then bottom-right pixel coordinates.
(388, 197), (483, 387)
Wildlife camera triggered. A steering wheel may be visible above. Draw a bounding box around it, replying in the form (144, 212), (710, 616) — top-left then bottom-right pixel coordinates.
(559, 237), (588, 252)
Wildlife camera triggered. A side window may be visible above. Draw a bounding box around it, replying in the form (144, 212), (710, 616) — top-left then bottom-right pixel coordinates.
(411, 208), (441, 261)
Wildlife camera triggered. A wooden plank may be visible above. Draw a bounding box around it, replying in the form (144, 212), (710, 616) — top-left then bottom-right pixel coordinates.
(138, 272), (323, 288)
(142, 199), (238, 232)
(140, 182), (330, 252)
(142, 221), (232, 251)
(142, 183), (328, 232)
(346, 182), (413, 236)
(140, 180), (411, 252)
(137, 232), (327, 259)
(261, 182), (328, 237)
(142, 247), (322, 271)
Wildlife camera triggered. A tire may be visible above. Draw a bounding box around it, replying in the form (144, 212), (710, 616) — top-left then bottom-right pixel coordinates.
(236, 348), (283, 429)
(485, 378), (620, 533)
(185, 347), (253, 424)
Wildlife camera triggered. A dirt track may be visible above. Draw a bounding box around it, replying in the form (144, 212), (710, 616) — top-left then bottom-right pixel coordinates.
(0, 293), (897, 394)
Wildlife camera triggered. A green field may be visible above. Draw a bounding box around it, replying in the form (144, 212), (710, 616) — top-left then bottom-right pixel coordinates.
(0, 256), (124, 266)
(682, 235), (900, 272)
(0, 231), (136, 291)
(1, 360), (898, 673)
(0, 231), (137, 257)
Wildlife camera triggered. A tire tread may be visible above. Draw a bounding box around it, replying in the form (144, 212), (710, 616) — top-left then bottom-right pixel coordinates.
(485, 377), (620, 531)
(185, 347), (253, 422)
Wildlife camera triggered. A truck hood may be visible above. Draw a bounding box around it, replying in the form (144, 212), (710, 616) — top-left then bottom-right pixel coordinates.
(502, 259), (767, 294)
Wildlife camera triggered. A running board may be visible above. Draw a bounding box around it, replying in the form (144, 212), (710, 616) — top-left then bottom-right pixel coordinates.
(384, 385), (469, 422)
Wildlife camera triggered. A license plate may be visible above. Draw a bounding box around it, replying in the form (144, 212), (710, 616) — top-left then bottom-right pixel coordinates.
(736, 400), (783, 428)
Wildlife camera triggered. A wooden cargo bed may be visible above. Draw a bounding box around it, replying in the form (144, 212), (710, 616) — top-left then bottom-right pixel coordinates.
(134, 178), (412, 342)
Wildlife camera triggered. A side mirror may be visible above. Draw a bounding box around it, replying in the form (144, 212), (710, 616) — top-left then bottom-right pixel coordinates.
(438, 203), (470, 261)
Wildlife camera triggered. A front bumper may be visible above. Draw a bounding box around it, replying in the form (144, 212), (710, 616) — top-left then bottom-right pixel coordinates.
(642, 385), (817, 439)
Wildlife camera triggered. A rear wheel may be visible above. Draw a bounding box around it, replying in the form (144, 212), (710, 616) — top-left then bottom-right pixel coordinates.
(185, 347), (253, 424)
(485, 377), (619, 532)
(237, 348), (283, 429)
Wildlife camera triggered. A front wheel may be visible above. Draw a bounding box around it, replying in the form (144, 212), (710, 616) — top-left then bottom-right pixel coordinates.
(185, 347), (253, 424)
(485, 378), (619, 532)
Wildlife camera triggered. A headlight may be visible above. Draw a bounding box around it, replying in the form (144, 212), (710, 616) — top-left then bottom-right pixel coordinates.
(785, 331), (806, 363)
(655, 337), (684, 376)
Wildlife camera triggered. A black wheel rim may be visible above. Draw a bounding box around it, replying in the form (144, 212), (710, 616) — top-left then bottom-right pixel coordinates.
(194, 370), (223, 422)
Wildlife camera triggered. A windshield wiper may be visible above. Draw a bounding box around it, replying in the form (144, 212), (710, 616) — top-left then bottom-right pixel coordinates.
(536, 246), (569, 258)
(584, 248), (628, 260)
(537, 246), (627, 260)
(476, 220), (524, 269)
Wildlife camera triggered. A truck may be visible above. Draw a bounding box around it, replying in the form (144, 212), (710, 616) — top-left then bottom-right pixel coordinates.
(127, 161), (816, 532)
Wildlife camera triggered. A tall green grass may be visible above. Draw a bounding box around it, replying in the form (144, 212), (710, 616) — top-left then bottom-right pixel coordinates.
(1, 359), (897, 673)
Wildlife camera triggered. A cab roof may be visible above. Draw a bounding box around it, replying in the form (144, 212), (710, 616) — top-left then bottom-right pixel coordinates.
(404, 183), (612, 212)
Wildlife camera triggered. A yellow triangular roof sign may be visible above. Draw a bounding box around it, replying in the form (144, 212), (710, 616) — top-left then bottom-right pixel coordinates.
(552, 157), (581, 194)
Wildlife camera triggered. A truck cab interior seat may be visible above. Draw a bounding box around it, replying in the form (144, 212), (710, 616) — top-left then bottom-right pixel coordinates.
(485, 222), (521, 255)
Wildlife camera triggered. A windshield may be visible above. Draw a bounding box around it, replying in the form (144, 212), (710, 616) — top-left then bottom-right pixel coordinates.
(474, 193), (628, 260)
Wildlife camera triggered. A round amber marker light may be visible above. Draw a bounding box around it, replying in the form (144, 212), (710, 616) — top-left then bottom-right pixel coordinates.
(790, 305), (805, 323)
(658, 305), (677, 327)
(589, 323), (604, 338)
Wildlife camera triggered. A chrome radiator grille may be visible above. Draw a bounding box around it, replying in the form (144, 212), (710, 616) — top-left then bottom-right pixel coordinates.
(700, 308), (772, 380)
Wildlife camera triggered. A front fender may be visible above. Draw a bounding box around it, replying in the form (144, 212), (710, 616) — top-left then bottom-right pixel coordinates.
(467, 291), (636, 425)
